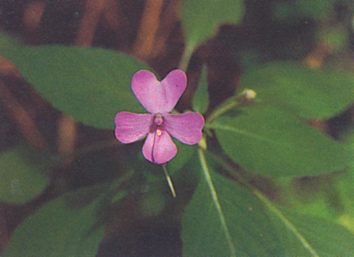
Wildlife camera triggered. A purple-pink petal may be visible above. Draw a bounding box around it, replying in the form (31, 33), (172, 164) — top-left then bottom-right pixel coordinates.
(131, 70), (187, 114)
(142, 129), (177, 164)
(164, 113), (204, 145)
(115, 112), (153, 144)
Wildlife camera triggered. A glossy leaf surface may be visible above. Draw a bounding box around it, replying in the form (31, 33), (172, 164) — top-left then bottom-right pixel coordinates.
(168, 141), (197, 174)
(2, 189), (104, 256)
(0, 34), (151, 129)
(212, 106), (349, 177)
(263, 199), (354, 256)
(181, 0), (244, 51)
(182, 166), (283, 256)
(192, 65), (209, 114)
(240, 62), (354, 119)
(0, 147), (49, 204)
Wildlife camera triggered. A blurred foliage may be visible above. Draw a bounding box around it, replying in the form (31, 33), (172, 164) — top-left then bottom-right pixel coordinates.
(240, 61), (354, 119)
(0, 0), (354, 256)
(212, 106), (350, 177)
(2, 187), (104, 257)
(192, 64), (209, 114)
(0, 145), (50, 204)
(181, 0), (245, 52)
(0, 34), (152, 130)
(182, 166), (283, 256)
(273, 0), (338, 20)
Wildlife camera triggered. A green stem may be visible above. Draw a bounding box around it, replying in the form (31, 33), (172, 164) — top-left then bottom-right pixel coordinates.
(204, 150), (251, 189)
(206, 97), (241, 126)
(197, 147), (237, 257)
(178, 45), (194, 72)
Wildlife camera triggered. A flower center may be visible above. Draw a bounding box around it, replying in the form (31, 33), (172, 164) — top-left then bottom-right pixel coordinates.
(154, 113), (163, 126)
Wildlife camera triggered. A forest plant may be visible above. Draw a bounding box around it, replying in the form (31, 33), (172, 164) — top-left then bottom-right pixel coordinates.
(0, 0), (354, 256)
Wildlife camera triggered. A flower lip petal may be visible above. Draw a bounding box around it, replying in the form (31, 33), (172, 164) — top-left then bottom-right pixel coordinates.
(142, 129), (177, 164)
(164, 113), (204, 145)
(131, 70), (187, 114)
(115, 112), (153, 144)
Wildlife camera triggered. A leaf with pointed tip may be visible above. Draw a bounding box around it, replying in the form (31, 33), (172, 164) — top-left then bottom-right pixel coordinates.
(0, 147), (49, 204)
(2, 189), (104, 257)
(192, 65), (209, 114)
(182, 164), (284, 256)
(181, 0), (245, 52)
(168, 141), (197, 174)
(335, 132), (354, 229)
(240, 62), (354, 119)
(212, 106), (350, 177)
(258, 192), (354, 256)
(0, 33), (152, 129)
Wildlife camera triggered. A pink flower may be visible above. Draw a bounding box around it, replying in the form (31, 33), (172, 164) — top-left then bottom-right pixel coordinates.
(115, 69), (204, 165)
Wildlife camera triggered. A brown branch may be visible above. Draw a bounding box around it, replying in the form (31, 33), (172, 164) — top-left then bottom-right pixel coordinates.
(303, 43), (331, 69)
(23, 1), (46, 33)
(0, 206), (9, 253)
(57, 114), (77, 166)
(75, 0), (108, 46)
(148, 0), (180, 58)
(132, 0), (164, 59)
(0, 81), (46, 149)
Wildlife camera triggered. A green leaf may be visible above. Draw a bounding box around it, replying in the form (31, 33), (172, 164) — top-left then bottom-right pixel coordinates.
(181, 0), (245, 51)
(295, 0), (335, 20)
(336, 169), (354, 231)
(273, 0), (336, 21)
(182, 152), (284, 256)
(0, 147), (49, 204)
(168, 141), (197, 174)
(2, 189), (104, 257)
(211, 106), (350, 177)
(111, 190), (128, 203)
(0, 33), (19, 49)
(257, 192), (354, 256)
(192, 65), (209, 114)
(317, 26), (350, 52)
(276, 176), (340, 222)
(240, 62), (354, 119)
(0, 34), (152, 129)
(335, 133), (354, 231)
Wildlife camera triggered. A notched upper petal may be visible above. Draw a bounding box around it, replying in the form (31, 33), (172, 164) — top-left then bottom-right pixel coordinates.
(131, 69), (187, 114)
(160, 69), (187, 113)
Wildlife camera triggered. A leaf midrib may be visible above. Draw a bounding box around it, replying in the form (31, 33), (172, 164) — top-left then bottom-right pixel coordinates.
(211, 123), (309, 151)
